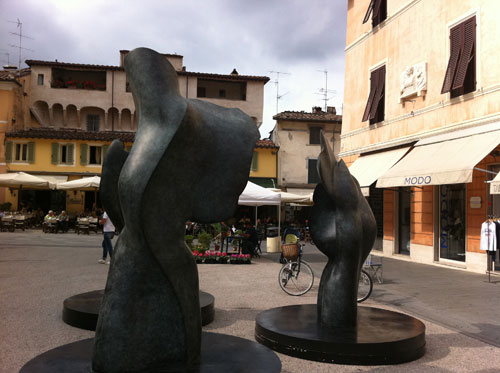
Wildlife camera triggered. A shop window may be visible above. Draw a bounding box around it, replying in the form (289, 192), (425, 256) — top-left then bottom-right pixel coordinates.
(307, 159), (320, 184)
(51, 143), (74, 165)
(309, 127), (322, 144)
(86, 115), (100, 132)
(362, 65), (385, 124)
(439, 184), (466, 262)
(6, 142), (35, 163)
(363, 0), (387, 28)
(37, 74), (44, 86)
(441, 16), (476, 98)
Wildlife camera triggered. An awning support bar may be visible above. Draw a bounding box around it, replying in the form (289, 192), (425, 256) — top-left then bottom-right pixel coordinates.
(474, 167), (498, 176)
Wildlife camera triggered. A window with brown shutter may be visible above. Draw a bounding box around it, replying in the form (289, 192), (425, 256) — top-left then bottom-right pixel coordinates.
(441, 16), (476, 97)
(362, 65), (385, 124)
(362, 0), (387, 28)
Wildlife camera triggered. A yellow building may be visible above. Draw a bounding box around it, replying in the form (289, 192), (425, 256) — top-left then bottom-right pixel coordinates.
(342, 0), (500, 273)
(2, 51), (269, 213)
(249, 139), (279, 188)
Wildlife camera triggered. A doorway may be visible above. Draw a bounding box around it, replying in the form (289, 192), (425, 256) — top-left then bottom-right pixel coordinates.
(488, 164), (500, 270)
(398, 187), (411, 255)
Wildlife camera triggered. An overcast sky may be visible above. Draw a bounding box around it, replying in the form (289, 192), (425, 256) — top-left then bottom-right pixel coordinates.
(1, 0), (347, 138)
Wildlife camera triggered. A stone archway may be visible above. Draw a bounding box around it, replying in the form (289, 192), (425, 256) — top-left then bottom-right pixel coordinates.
(52, 104), (64, 127)
(121, 109), (132, 131)
(32, 100), (50, 126)
(66, 105), (79, 128)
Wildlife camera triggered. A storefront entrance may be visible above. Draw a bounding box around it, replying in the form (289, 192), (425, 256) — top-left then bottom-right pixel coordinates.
(398, 187), (411, 255)
(488, 165), (500, 270)
(439, 184), (466, 262)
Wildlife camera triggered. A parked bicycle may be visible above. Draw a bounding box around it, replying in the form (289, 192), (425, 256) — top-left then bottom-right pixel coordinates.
(278, 228), (373, 301)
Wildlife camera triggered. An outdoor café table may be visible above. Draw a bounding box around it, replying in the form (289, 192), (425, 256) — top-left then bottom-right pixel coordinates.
(223, 235), (245, 255)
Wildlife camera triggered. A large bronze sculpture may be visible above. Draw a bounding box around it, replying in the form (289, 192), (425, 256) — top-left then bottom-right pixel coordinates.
(21, 48), (281, 372)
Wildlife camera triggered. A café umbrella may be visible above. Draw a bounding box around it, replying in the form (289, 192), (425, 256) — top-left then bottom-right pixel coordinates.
(0, 172), (56, 210)
(57, 176), (101, 205)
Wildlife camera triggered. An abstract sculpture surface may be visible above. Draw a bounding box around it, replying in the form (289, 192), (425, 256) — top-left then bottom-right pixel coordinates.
(93, 48), (259, 372)
(310, 132), (376, 328)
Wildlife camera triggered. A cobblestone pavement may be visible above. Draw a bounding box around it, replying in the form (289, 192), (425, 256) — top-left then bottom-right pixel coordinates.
(1, 231), (499, 372)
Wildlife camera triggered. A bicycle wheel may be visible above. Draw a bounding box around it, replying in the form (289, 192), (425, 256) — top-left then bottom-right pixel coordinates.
(279, 260), (314, 296)
(357, 269), (373, 303)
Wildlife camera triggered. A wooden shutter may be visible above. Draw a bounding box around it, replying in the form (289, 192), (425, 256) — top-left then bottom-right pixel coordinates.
(5, 141), (12, 162)
(362, 69), (378, 122)
(362, 0), (375, 24)
(27, 142), (35, 163)
(308, 159), (319, 184)
(369, 66), (386, 120)
(372, 0), (382, 22)
(441, 25), (462, 94)
(251, 151), (258, 171)
(51, 143), (59, 164)
(452, 17), (475, 91)
(102, 145), (109, 162)
(80, 144), (88, 165)
(67, 144), (74, 164)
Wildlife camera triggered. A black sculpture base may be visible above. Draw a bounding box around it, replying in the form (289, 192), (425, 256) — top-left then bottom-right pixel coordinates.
(20, 332), (281, 373)
(63, 290), (215, 330)
(255, 304), (425, 365)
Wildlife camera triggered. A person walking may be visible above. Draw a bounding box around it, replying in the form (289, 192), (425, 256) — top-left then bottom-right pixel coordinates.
(99, 211), (115, 264)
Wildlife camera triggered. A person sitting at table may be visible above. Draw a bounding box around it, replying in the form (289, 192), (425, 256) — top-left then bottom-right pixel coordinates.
(43, 210), (57, 233)
(241, 221), (259, 257)
(57, 210), (69, 233)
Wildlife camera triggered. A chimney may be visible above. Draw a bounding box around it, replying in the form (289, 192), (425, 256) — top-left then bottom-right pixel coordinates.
(119, 50), (130, 67)
(231, 68), (239, 75)
(312, 106), (322, 113)
(3, 65), (18, 71)
(326, 106), (336, 114)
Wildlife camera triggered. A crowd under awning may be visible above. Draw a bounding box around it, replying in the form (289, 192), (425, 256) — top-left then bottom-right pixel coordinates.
(377, 123), (500, 188)
(348, 146), (411, 196)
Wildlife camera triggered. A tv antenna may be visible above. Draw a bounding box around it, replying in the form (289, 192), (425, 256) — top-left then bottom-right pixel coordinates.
(269, 70), (290, 114)
(316, 70), (336, 112)
(8, 18), (34, 70)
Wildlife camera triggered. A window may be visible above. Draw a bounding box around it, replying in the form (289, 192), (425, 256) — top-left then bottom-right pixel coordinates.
(251, 151), (258, 171)
(197, 87), (206, 97)
(37, 74), (44, 86)
(363, 0), (387, 28)
(309, 127), (322, 145)
(219, 89), (226, 98)
(5, 142), (35, 163)
(89, 146), (102, 165)
(441, 16), (476, 98)
(86, 115), (100, 132)
(51, 143), (74, 165)
(362, 65), (385, 124)
(15, 143), (28, 162)
(307, 159), (320, 184)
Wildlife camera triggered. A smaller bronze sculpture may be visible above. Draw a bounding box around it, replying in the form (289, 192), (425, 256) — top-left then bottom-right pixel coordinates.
(310, 131), (376, 328)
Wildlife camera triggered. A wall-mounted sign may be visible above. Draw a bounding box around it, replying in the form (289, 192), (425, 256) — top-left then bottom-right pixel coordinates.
(400, 62), (427, 102)
(490, 182), (500, 195)
(469, 196), (481, 209)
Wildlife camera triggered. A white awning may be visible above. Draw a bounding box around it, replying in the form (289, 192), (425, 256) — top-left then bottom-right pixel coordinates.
(348, 147), (411, 196)
(377, 124), (500, 188)
(488, 172), (500, 195)
(38, 175), (68, 187)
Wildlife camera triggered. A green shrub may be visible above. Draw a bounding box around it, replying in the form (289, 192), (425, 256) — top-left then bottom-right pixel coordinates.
(185, 235), (194, 249)
(197, 230), (213, 250)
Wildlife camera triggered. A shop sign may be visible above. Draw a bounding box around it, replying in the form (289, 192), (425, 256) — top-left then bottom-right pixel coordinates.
(491, 183), (500, 194)
(404, 176), (432, 185)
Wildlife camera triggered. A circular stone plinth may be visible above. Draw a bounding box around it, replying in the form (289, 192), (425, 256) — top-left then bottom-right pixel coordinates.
(255, 304), (425, 365)
(63, 290), (215, 331)
(20, 332), (281, 373)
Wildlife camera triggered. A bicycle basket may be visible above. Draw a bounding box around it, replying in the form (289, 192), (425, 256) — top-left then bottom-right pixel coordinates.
(281, 243), (299, 260)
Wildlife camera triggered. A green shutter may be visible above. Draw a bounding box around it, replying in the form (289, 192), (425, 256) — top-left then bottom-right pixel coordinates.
(80, 144), (88, 165)
(67, 144), (74, 164)
(51, 143), (59, 164)
(5, 141), (12, 162)
(27, 142), (35, 163)
(251, 151), (258, 171)
(102, 145), (109, 161)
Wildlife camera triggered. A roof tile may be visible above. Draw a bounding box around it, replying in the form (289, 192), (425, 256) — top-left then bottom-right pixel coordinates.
(273, 111), (342, 122)
(6, 128), (135, 142)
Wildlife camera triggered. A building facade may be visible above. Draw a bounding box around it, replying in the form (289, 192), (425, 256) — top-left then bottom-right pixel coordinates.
(249, 139), (279, 188)
(342, 0), (500, 273)
(2, 51), (270, 212)
(273, 106), (342, 195)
